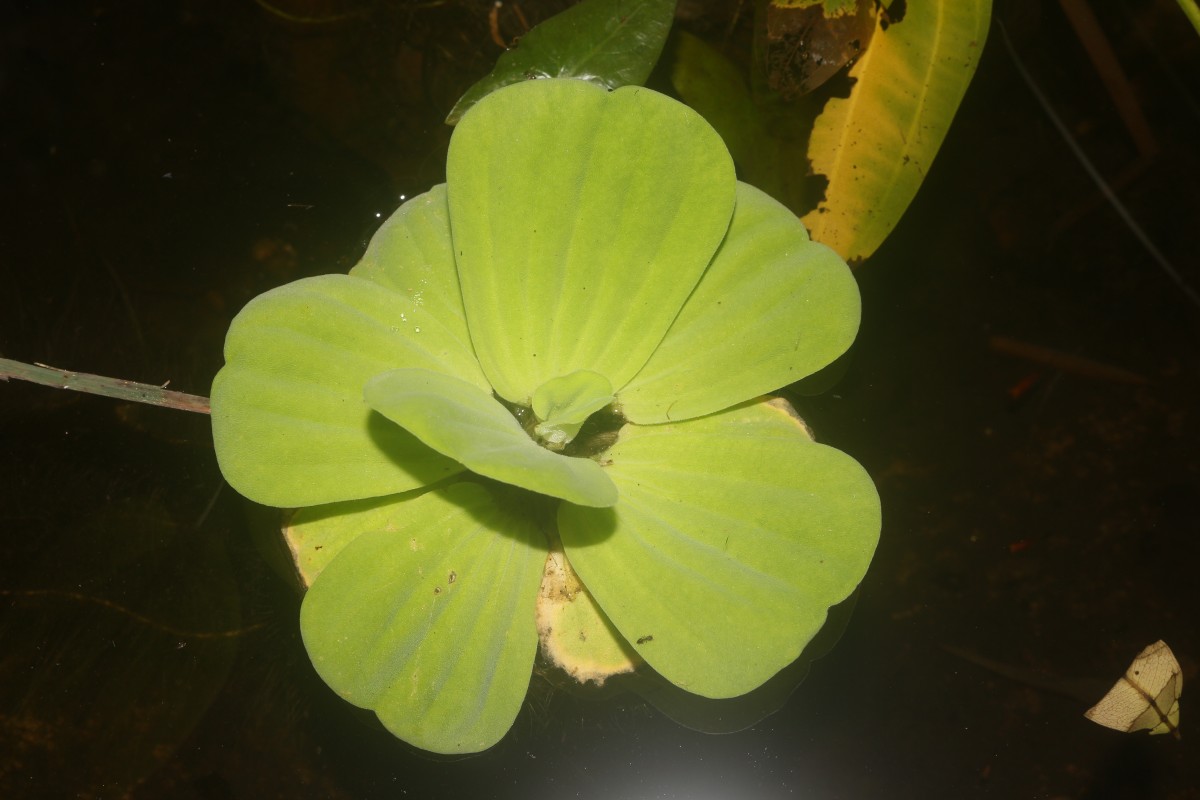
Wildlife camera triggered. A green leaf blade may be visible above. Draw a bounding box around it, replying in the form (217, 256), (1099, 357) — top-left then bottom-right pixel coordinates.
(299, 482), (547, 754)
(619, 183), (861, 424)
(447, 78), (736, 405)
(445, 0), (677, 124)
(531, 370), (614, 447)
(210, 274), (488, 507)
(350, 185), (477, 364)
(558, 399), (880, 698)
(364, 368), (617, 508)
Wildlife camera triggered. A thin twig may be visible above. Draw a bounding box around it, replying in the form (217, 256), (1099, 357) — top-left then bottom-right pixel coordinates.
(0, 357), (210, 414)
(997, 20), (1200, 311)
(988, 336), (1148, 385)
(0, 588), (261, 640)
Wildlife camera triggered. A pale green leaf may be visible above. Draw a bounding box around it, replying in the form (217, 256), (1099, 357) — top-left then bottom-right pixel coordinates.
(446, 0), (676, 124)
(447, 78), (736, 404)
(210, 275), (489, 507)
(531, 370), (614, 448)
(350, 185), (477, 365)
(299, 481), (547, 754)
(801, 0), (992, 262)
(618, 183), (860, 424)
(558, 398), (880, 698)
(364, 368), (617, 508)
(284, 493), (436, 588)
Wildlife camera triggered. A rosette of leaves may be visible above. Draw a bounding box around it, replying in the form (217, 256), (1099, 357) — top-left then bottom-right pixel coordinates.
(210, 78), (880, 754)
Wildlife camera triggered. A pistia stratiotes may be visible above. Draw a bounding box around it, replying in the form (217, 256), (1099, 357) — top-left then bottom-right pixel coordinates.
(210, 77), (880, 754)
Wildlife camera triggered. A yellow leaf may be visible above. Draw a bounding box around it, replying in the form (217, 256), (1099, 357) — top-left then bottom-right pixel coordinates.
(801, 0), (991, 263)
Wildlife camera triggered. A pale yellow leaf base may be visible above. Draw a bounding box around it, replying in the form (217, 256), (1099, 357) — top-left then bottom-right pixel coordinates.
(536, 545), (641, 686)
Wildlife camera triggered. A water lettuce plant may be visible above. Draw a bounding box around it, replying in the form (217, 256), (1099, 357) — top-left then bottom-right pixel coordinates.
(210, 77), (880, 753)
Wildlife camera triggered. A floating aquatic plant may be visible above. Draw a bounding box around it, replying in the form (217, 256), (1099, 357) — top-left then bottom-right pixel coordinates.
(210, 78), (880, 753)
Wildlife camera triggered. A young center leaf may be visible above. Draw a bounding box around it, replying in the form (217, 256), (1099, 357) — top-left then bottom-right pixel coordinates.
(531, 369), (615, 448)
(364, 368), (617, 508)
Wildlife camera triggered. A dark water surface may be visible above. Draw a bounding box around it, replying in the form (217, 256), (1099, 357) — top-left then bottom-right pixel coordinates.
(2, 1), (1198, 797)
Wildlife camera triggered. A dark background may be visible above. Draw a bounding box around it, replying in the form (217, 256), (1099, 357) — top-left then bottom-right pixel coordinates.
(1, 1), (1197, 797)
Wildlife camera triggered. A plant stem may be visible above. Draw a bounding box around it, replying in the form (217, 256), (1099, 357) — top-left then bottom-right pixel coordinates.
(0, 357), (210, 414)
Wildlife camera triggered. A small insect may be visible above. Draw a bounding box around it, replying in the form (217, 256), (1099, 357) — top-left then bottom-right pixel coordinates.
(637, 635), (654, 645)
(448, 571), (457, 584)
